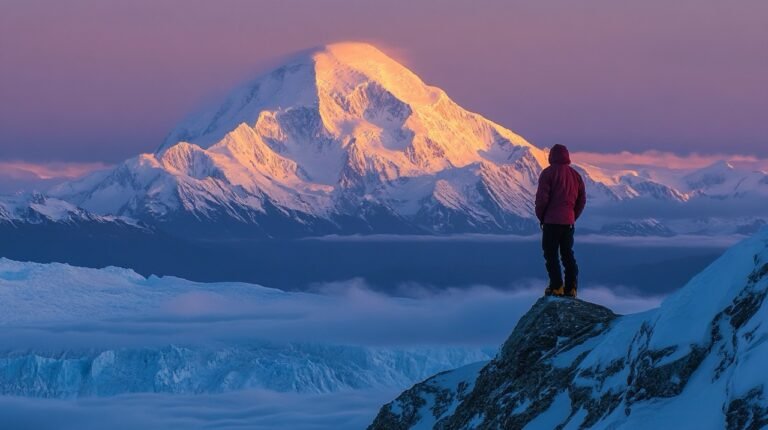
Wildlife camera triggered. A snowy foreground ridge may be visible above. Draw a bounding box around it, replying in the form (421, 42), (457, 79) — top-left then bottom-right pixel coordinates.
(370, 227), (768, 429)
(0, 259), (492, 397)
(0, 42), (756, 238)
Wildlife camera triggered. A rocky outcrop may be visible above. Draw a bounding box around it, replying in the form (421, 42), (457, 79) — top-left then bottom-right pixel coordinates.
(369, 298), (617, 430)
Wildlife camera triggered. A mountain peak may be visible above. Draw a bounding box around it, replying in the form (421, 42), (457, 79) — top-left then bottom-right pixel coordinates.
(310, 41), (394, 64)
(704, 159), (735, 171)
(316, 41), (383, 52)
(310, 41), (438, 104)
(288, 41), (392, 66)
(684, 159), (738, 190)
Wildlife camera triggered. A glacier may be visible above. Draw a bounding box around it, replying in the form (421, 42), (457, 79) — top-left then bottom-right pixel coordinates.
(0, 344), (492, 398)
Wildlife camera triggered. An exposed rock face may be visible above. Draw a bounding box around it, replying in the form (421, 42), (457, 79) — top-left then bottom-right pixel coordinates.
(452, 298), (616, 429)
(370, 228), (768, 429)
(369, 298), (617, 430)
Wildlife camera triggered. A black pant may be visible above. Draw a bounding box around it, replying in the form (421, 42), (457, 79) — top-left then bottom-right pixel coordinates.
(542, 224), (578, 292)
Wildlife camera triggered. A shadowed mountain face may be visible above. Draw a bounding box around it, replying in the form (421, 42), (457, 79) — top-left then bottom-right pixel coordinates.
(370, 228), (768, 429)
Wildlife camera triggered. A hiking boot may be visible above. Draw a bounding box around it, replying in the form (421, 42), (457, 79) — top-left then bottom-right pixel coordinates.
(564, 280), (578, 298)
(544, 285), (565, 297)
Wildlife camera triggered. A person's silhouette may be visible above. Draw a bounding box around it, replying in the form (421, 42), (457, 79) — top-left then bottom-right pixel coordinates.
(535, 144), (586, 298)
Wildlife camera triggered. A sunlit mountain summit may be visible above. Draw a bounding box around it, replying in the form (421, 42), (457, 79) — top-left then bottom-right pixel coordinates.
(51, 43), (546, 237)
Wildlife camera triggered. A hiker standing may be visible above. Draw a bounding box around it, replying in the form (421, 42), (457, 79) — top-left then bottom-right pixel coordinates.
(535, 144), (586, 298)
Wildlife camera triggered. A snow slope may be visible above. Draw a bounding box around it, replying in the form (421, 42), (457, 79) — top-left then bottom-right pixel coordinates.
(370, 226), (768, 429)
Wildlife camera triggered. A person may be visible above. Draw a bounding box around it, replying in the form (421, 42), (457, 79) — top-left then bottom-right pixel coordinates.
(535, 144), (586, 298)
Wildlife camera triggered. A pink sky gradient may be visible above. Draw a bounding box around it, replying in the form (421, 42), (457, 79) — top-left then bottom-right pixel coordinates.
(0, 161), (109, 180)
(0, 160), (110, 193)
(573, 151), (768, 171)
(1, 0), (766, 164)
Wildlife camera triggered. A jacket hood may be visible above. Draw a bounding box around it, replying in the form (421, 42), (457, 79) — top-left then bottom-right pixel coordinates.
(548, 144), (571, 165)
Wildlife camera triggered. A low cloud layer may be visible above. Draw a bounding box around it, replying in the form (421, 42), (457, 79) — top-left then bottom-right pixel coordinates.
(0, 161), (109, 193)
(0, 257), (663, 349)
(0, 259), (667, 429)
(0, 389), (395, 430)
(573, 150), (768, 171)
(0, 279), (665, 429)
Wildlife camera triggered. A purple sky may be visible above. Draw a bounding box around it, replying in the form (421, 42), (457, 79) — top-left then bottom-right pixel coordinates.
(1, 0), (766, 164)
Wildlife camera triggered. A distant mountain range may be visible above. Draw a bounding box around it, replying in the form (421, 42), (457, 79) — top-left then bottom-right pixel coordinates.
(3, 43), (767, 239)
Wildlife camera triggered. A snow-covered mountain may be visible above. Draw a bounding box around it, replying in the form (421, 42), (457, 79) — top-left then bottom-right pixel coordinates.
(49, 43), (547, 236)
(46, 42), (760, 238)
(370, 227), (768, 429)
(573, 159), (768, 236)
(0, 192), (141, 228)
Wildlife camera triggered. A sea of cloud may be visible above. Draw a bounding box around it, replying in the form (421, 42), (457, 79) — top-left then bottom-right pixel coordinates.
(0, 389), (397, 430)
(0, 262), (663, 349)
(0, 258), (666, 429)
(306, 231), (743, 248)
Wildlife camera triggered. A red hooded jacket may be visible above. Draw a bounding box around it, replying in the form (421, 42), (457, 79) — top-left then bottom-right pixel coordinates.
(535, 144), (586, 225)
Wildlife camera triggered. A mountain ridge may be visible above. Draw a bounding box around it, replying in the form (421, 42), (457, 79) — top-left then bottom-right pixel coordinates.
(20, 42), (765, 238)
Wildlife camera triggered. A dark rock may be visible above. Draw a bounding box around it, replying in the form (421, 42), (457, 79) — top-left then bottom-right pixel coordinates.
(369, 298), (618, 430)
(727, 387), (768, 430)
